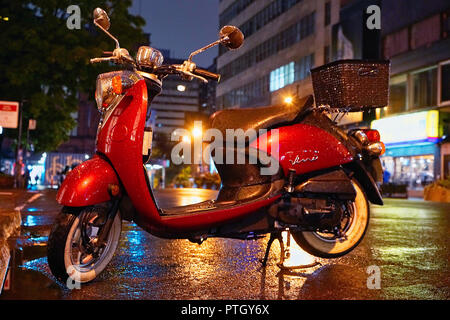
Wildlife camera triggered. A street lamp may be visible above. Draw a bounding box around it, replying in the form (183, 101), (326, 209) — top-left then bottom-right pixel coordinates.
(284, 96), (293, 104)
(192, 127), (202, 138)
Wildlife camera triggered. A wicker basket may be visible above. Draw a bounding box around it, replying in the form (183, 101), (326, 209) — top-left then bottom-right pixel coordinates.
(311, 60), (390, 112)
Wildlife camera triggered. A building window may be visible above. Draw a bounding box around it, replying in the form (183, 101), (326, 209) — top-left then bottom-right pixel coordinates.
(219, 0), (255, 27)
(324, 45), (330, 64)
(238, 0), (302, 39)
(219, 11), (316, 81)
(412, 67), (437, 109)
(385, 74), (408, 116)
(69, 111), (78, 136)
(440, 61), (450, 105)
(383, 28), (409, 59)
(324, 2), (331, 26)
(270, 62), (295, 92)
(294, 53), (315, 81)
(219, 75), (270, 108)
(410, 14), (440, 50)
(269, 54), (314, 92)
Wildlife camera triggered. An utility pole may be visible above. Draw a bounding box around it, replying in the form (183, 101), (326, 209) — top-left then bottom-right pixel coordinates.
(14, 100), (23, 188)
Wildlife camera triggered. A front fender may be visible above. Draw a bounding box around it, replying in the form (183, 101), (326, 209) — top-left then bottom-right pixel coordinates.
(56, 155), (119, 207)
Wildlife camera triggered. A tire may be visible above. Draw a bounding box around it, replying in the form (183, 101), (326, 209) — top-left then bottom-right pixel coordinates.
(291, 178), (370, 258)
(47, 206), (121, 284)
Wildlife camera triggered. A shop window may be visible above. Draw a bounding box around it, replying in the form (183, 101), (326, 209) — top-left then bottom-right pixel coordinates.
(412, 67), (437, 109)
(444, 154), (450, 179)
(387, 155), (434, 190)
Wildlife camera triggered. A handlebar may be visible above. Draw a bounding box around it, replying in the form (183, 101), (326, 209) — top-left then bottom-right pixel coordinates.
(193, 68), (220, 82)
(91, 54), (221, 83)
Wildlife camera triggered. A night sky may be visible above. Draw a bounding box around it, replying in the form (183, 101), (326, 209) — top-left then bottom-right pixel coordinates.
(130, 0), (219, 68)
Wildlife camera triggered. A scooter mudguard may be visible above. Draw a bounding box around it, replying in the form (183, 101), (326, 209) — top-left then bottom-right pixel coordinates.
(56, 155), (119, 207)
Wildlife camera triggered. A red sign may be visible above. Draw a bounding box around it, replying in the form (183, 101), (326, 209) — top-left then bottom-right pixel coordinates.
(0, 101), (19, 129)
(29, 119), (37, 130)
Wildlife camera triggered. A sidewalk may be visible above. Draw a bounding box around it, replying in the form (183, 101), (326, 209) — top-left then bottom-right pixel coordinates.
(0, 189), (48, 292)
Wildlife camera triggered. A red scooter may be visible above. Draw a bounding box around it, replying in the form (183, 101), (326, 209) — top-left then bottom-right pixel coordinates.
(48, 8), (387, 284)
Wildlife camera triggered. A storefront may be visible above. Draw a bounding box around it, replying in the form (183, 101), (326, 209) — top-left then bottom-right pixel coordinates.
(371, 110), (441, 196)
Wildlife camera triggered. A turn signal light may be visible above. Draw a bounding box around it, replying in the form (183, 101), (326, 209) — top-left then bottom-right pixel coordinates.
(367, 141), (385, 156)
(112, 75), (122, 95)
(363, 129), (380, 143)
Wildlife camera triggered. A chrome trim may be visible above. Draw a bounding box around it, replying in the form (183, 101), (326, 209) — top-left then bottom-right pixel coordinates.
(353, 130), (369, 145)
(136, 46), (164, 69)
(366, 142), (384, 156)
(136, 71), (162, 86)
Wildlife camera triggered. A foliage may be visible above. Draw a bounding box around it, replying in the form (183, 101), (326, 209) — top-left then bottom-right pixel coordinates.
(0, 0), (146, 152)
(194, 172), (220, 189)
(173, 165), (192, 187)
(436, 177), (450, 189)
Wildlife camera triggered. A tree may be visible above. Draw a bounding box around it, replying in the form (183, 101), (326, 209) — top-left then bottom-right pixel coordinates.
(0, 0), (146, 152)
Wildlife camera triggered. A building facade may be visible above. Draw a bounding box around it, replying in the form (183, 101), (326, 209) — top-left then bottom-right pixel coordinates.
(333, 0), (450, 196)
(217, 0), (340, 109)
(375, 0), (450, 195)
(149, 56), (201, 141)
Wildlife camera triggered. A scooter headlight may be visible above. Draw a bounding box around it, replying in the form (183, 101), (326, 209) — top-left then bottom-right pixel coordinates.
(95, 71), (137, 111)
(95, 72), (118, 111)
(136, 46), (164, 69)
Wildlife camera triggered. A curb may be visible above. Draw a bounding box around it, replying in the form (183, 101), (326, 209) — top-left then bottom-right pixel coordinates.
(0, 210), (21, 294)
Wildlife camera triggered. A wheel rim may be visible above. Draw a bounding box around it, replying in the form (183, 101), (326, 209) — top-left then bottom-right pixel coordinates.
(64, 209), (120, 283)
(300, 179), (369, 255)
(313, 201), (356, 242)
(70, 213), (114, 272)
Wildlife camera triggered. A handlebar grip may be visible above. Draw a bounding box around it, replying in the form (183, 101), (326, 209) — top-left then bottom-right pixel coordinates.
(194, 68), (221, 82)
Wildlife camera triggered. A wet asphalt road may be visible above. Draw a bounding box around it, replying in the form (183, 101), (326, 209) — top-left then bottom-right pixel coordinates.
(0, 188), (449, 300)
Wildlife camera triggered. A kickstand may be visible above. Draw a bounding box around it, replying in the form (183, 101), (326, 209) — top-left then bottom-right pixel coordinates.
(261, 231), (284, 266)
(261, 230), (320, 270)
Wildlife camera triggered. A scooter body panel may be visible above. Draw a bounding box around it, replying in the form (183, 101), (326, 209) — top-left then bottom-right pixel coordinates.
(251, 123), (354, 177)
(95, 79), (280, 234)
(56, 155), (119, 207)
(96, 80), (163, 227)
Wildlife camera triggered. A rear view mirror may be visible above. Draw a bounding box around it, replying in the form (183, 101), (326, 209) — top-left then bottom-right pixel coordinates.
(93, 8), (110, 31)
(219, 26), (244, 50)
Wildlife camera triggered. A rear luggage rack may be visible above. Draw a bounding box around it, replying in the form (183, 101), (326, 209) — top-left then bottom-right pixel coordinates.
(311, 59), (390, 112)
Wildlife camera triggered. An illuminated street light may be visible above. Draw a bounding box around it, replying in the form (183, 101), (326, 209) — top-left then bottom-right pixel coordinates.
(177, 84), (186, 92)
(192, 127), (202, 138)
(284, 96), (293, 104)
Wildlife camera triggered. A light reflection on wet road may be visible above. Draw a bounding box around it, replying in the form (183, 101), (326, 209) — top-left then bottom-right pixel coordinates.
(1, 189), (449, 300)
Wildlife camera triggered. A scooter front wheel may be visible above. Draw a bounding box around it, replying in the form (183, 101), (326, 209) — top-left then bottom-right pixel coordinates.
(47, 206), (121, 284)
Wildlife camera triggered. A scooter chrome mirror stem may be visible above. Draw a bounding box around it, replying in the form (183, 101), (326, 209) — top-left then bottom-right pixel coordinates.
(187, 37), (225, 62)
(93, 20), (120, 49)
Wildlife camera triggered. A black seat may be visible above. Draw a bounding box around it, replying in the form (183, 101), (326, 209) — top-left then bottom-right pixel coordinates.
(210, 95), (314, 134)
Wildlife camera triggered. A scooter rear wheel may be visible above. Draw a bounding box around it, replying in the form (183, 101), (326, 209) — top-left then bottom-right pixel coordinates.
(47, 206), (121, 284)
(291, 178), (370, 258)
